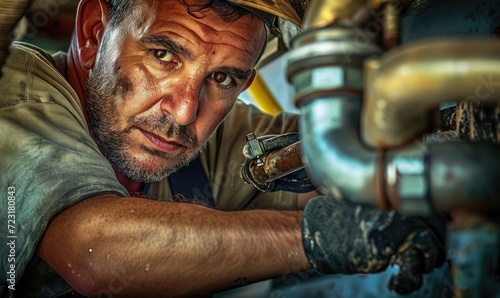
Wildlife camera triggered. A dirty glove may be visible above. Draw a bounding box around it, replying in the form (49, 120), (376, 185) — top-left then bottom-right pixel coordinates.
(302, 196), (445, 294)
(240, 133), (316, 193)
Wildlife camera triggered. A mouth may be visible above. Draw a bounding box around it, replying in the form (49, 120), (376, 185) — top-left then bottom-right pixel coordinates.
(139, 129), (185, 154)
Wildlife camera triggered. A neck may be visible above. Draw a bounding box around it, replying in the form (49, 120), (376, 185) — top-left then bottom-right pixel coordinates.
(114, 169), (144, 194)
(66, 35), (92, 131)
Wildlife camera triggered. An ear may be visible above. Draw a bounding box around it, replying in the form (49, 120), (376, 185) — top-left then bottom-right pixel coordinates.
(76, 0), (110, 70)
(242, 69), (257, 91)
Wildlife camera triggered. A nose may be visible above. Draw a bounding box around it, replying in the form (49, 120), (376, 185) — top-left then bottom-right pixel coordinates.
(159, 79), (200, 126)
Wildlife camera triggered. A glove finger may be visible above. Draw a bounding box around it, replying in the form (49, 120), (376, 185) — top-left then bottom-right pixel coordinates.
(400, 227), (443, 273)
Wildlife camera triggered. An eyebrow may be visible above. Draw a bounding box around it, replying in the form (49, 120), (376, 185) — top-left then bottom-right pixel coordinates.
(140, 34), (253, 82)
(140, 34), (193, 60)
(218, 66), (253, 82)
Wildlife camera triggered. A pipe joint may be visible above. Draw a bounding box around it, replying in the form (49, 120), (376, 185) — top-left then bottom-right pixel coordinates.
(287, 26), (382, 107)
(386, 145), (433, 215)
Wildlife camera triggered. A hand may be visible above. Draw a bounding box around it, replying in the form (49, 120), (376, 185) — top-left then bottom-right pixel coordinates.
(301, 196), (446, 293)
(240, 133), (317, 193)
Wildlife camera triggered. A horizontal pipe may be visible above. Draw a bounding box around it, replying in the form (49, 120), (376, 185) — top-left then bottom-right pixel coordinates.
(247, 141), (305, 183)
(429, 142), (500, 212)
(362, 38), (500, 148)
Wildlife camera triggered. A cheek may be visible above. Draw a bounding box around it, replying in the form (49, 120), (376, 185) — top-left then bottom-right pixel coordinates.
(113, 62), (159, 115)
(197, 99), (235, 136)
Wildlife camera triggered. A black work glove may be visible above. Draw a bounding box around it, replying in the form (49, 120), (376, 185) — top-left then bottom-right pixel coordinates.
(302, 196), (446, 294)
(240, 133), (317, 193)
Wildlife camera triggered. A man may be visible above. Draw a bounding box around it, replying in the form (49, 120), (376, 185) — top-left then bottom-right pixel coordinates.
(0, 0), (444, 296)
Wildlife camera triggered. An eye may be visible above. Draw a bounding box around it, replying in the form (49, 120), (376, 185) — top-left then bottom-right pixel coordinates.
(211, 72), (234, 87)
(152, 49), (174, 63)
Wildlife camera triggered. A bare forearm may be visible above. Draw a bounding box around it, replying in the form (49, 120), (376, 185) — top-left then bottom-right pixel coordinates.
(37, 194), (310, 297)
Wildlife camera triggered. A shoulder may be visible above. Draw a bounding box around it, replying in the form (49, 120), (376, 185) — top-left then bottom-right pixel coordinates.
(1, 42), (81, 118)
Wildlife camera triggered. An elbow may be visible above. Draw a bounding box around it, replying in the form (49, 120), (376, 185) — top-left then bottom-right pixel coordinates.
(37, 197), (127, 296)
(65, 268), (126, 297)
(40, 236), (127, 297)
(39, 236), (118, 297)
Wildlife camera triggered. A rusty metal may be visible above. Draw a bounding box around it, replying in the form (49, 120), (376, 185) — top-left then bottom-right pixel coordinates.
(382, 1), (402, 50)
(247, 141), (305, 184)
(455, 102), (500, 143)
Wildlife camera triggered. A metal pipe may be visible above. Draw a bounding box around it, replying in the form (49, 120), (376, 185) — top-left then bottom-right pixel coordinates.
(247, 141), (304, 183)
(297, 93), (500, 214)
(299, 95), (382, 204)
(287, 26), (500, 213)
(428, 142), (500, 212)
(362, 38), (500, 149)
(0, 0), (32, 77)
(382, 1), (401, 50)
(302, 0), (410, 30)
(302, 0), (368, 30)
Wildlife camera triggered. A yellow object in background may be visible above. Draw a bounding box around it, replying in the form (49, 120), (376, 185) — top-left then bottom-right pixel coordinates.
(247, 72), (282, 116)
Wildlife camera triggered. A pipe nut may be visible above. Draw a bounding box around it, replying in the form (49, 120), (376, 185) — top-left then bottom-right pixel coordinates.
(386, 146), (432, 215)
(291, 65), (363, 105)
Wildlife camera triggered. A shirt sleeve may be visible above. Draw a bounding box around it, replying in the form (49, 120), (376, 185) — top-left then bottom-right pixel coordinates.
(0, 43), (129, 285)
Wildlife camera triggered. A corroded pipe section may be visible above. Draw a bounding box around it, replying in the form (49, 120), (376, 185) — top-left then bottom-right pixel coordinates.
(362, 38), (500, 148)
(0, 0), (32, 77)
(247, 141), (305, 183)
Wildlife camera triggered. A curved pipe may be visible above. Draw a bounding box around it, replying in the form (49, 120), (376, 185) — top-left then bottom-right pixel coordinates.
(362, 38), (500, 148)
(300, 95), (382, 204)
(0, 0), (32, 77)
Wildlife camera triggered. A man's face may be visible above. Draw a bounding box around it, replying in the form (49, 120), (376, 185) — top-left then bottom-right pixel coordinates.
(85, 0), (266, 182)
